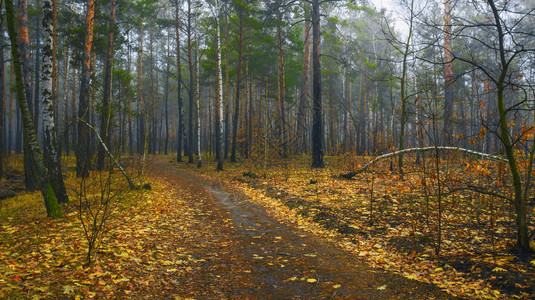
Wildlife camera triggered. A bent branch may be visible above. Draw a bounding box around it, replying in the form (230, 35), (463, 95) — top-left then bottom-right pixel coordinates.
(339, 146), (508, 179)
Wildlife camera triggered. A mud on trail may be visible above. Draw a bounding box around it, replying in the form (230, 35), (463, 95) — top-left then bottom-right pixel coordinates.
(148, 157), (454, 299)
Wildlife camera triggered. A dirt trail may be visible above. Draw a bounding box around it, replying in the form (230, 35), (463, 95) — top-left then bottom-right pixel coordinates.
(153, 157), (455, 299)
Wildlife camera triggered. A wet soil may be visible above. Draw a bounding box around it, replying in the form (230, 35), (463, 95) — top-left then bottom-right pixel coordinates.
(157, 158), (456, 299)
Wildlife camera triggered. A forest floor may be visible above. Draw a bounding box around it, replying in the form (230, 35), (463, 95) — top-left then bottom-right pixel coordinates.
(0, 154), (533, 299)
(176, 154), (535, 299)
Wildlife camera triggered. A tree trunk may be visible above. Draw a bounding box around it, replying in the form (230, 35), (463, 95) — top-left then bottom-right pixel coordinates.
(137, 24), (145, 156)
(296, 3), (311, 155)
(148, 28), (155, 155)
(18, 0), (38, 190)
(6, 0), (62, 217)
(62, 42), (69, 155)
(487, 0), (531, 253)
(76, 0), (95, 178)
(195, 34), (201, 168)
(187, 0), (194, 163)
(276, 10), (287, 158)
(246, 38), (252, 158)
(443, 0), (453, 145)
(223, 10), (229, 160)
(176, 0), (184, 162)
(97, 0), (117, 171)
(164, 31), (170, 155)
(398, 0), (414, 180)
(0, 23), (4, 177)
(215, 0), (224, 171)
(311, 0), (323, 168)
(41, 0), (68, 204)
(231, 1), (243, 163)
(33, 0), (41, 139)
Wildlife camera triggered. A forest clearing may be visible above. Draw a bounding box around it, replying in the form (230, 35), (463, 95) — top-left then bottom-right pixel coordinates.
(1, 0), (535, 298)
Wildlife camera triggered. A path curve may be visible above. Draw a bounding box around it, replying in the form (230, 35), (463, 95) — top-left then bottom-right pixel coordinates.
(153, 157), (456, 299)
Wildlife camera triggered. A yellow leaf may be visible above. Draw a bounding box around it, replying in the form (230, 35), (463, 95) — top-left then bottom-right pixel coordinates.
(63, 285), (74, 294)
(377, 285), (387, 290)
(492, 267), (507, 272)
(434, 267), (443, 272)
(112, 278), (129, 284)
(333, 284), (341, 289)
(306, 278), (317, 283)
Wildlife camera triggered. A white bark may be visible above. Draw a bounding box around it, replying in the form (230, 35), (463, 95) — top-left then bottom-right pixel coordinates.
(41, 0), (68, 203)
(216, 0), (224, 169)
(196, 38), (201, 167)
(78, 118), (136, 189)
(354, 146), (508, 174)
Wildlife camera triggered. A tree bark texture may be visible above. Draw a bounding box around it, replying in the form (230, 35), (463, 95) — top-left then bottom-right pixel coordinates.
(187, 0), (194, 163)
(76, 0), (95, 178)
(277, 9), (287, 158)
(33, 0), (41, 138)
(6, 0), (62, 217)
(231, 1), (243, 163)
(97, 0), (117, 171)
(176, 0), (184, 162)
(41, 0), (68, 204)
(0, 23), (4, 177)
(296, 3), (311, 155)
(443, 0), (453, 145)
(487, 0), (531, 253)
(215, 0), (224, 171)
(137, 24), (145, 156)
(311, 0), (323, 168)
(18, 0), (38, 190)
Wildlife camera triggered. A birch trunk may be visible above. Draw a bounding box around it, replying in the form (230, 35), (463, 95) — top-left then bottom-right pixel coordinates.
(33, 0), (41, 139)
(215, 0), (224, 171)
(41, 0), (68, 204)
(6, 0), (62, 217)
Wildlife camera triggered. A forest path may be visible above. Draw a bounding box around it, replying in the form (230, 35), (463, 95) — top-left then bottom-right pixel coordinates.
(150, 156), (455, 299)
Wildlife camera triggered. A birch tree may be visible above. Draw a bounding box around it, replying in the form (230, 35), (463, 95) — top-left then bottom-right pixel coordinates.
(41, 0), (68, 203)
(5, 0), (62, 217)
(215, 0), (224, 171)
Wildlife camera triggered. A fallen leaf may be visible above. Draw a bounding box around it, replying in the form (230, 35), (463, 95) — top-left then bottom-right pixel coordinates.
(63, 285), (74, 294)
(377, 285), (387, 290)
(306, 278), (317, 283)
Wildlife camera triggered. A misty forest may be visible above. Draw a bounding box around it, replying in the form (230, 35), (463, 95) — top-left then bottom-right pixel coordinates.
(1, 0), (535, 298)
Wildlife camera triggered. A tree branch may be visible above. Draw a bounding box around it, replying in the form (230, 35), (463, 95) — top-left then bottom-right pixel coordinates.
(339, 146), (508, 179)
(78, 118), (137, 189)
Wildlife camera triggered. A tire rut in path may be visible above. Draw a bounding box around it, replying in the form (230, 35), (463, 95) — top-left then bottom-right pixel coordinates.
(165, 161), (456, 299)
